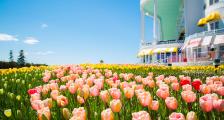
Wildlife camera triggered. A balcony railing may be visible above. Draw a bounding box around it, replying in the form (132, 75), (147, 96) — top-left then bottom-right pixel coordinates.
(185, 28), (224, 40)
(141, 39), (185, 47)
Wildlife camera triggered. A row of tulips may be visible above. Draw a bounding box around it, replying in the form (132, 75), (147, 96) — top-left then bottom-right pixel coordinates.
(0, 64), (224, 120)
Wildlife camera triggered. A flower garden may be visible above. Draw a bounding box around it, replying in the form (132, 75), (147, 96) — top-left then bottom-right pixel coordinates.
(0, 64), (224, 120)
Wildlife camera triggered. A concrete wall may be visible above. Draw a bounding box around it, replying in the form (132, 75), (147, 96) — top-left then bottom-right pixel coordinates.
(184, 0), (205, 37)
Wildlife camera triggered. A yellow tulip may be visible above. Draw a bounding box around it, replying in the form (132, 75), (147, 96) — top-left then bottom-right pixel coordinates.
(4, 109), (12, 117)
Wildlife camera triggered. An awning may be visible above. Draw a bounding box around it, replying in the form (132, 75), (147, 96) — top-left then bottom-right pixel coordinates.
(206, 11), (221, 22)
(153, 48), (171, 53)
(166, 47), (178, 52)
(137, 50), (145, 57)
(201, 36), (212, 46)
(153, 48), (161, 53)
(144, 49), (153, 55)
(197, 18), (207, 27)
(187, 38), (202, 48)
(214, 35), (224, 45)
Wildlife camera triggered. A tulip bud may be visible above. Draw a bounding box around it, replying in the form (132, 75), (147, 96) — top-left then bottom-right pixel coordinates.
(4, 83), (7, 88)
(16, 110), (22, 119)
(16, 95), (21, 101)
(22, 80), (25, 85)
(4, 109), (12, 118)
(62, 108), (71, 120)
(16, 79), (20, 83)
(0, 88), (4, 95)
(186, 111), (198, 120)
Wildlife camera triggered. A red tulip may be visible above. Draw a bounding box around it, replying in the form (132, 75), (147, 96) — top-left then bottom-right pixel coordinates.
(191, 80), (202, 91)
(28, 89), (38, 95)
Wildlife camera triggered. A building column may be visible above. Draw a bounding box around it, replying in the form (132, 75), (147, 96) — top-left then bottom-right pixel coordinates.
(153, 0), (158, 43)
(140, 10), (145, 45)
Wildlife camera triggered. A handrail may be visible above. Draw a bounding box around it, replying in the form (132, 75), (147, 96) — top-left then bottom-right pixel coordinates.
(185, 28), (224, 40)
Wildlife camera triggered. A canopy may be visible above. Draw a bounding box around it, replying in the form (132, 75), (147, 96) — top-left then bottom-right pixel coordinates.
(145, 49), (153, 55)
(201, 36), (212, 46)
(166, 47), (178, 52)
(206, 11), (221, 22)
(197, 18), (207, 27)
(214, 35), (224, 45)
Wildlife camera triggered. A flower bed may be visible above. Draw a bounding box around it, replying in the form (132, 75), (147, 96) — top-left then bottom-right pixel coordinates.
(0, 64), (224, 120)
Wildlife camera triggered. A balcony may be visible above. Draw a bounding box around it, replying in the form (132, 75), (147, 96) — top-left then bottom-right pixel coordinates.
(205, 0), (224, 15)
(185, 28), (224, 41)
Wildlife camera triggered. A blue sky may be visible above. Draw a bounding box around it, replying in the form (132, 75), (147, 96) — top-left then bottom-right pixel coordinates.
(0, 0), (153, 65)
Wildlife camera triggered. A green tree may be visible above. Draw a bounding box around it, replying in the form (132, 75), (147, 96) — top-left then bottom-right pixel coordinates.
(17, 50), (25, 66)
(100, 59), (104, 64)
(9, 50), (14, 62)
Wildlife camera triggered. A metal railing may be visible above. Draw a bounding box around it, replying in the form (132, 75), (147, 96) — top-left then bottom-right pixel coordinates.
(141, 39), (185, 47)
(185, 28), (224, 40)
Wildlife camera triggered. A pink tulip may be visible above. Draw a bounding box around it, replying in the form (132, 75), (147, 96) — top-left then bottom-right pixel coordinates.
(124, 87), (134, 99)
(155, 75), (165, 81)
(171, 83), (180, 91)
(182, 84), (192, 91)
(89, 85), (100, 97)
(135, 76), (142, 83)
(110, 99), (122, 113)
(31, 100), (44, 110)
(49, 83), (58, 90)
(101, 108), (114, 120)
(109, 88), (121, 99)
(56, 95), (68, 107)
(181, 90), (196, 103)
(148, 80), (155, 88)
(149, 100), (159, 111)
(71, 107), (86, 120)
(199, 84), (211, 94)
(59, 85), (67, 91)
(37, 107), (51, 120)
(186, 111), (197, 120)
(169, 112), (185, 120)
(156, 87), (170, 99)
(213, 99), (224, 112)
(86, 78), (94, 87)
(216, 86), (224, 96)
(132, 111), (151, 120)
(211, 93), (219, 101)
(30, 93), (41, 102)
(199, 94), (213, 112)
(43, 98), (53, 108)
(165, 97), (178, 110)
(100, 90), (110, 103)
(138, 92), (152, 107)
(164, 77), (171, 84)
(68, 83), (78, 94)
(50, 90), (59, 100)
(77, 95), (85, 104)
(94, 79), (104, 89)
(120, 81), (130, 90)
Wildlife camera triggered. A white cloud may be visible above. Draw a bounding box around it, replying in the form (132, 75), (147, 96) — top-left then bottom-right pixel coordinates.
(41, 23), (48, 29)
(0, 33), (18, 41)
(36, 51), (54, 56)
(24, 37), (39, 45)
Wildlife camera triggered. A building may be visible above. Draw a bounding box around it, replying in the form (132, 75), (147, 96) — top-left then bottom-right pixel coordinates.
(138, 0), (224, 65)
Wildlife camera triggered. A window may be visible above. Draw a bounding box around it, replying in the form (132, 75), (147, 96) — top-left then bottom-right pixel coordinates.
(210, 0), (214, 5)
(210, 21), (219, 30)
(215, 0), (219, 3)
(210, 0), (219, 5)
